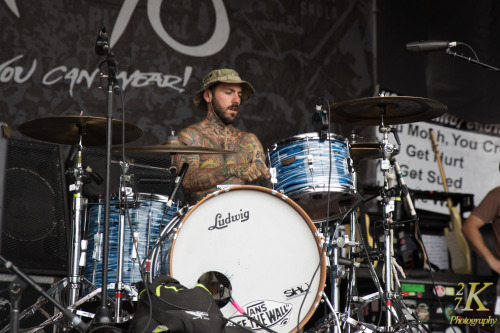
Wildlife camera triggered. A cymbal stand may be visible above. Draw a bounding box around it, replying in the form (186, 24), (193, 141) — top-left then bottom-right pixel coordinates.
(67, 135), (88, 307)
(345, 133), (362, 331)
(114, 162), (134, 323)
(377, 109), (412, 331)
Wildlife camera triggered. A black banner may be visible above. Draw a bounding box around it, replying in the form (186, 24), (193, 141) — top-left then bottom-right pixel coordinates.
(1, 0), (375, 150)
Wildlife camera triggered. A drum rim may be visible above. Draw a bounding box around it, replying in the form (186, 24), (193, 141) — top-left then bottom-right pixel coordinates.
(136, 192), (170, 202)
(271, 132), (348, 150)
(91, 192), (171, 203)
(169, 185), (327, 331)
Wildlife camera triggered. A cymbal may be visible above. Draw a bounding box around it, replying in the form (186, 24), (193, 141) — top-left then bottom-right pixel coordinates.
(350, 142), (399, 162)
(19, 116), (143, 146)
(115, 138), (233, 154)
(331, 96), (447, 125)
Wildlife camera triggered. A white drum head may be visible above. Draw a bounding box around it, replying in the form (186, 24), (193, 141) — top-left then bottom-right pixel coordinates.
(170, 186), (326, 332)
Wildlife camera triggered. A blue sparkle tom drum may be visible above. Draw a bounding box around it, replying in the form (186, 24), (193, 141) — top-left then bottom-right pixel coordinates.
(84, 193), (180, 293)
(270, 132), (356, 222)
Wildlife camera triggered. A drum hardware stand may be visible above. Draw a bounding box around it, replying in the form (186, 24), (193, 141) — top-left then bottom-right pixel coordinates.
(0, 279), (64, 333)
(376, 145), (403, 331)
(325, 209), (371, 333)
(375, 121), (418, 331)
(314, 291), (379, 333)
(112, 158), (178, 175)
(0, 255), (88, 332)
(112, 160), (143, 321)
(111, 160), (189, 320)
(115, 182), (129, 323)
(94, 26), (121, 325)
(15, 281), (124, 333)
(66, 136), (90, 308)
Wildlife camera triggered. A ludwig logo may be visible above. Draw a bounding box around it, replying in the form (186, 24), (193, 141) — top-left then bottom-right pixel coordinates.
(208, 209), (250, 230)
(232, 300), (293, 330)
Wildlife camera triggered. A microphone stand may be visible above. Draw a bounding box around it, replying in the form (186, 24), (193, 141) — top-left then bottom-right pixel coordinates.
(0, 255), (88, 332)
(93, 27), (118, 325)
(445, 48), (500, 71)
(8, 277), (25, 333)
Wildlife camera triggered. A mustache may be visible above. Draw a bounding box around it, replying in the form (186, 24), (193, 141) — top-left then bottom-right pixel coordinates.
(228, 103), (239, 110)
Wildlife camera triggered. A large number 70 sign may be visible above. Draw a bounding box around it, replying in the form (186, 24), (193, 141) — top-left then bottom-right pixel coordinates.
(110, 0), (230, 57)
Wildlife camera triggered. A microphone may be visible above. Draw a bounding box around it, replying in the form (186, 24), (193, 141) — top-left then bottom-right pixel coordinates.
(95, 27), (109, 56)
(84, 165), (104, 185)
(406, 40), (457, 52)
(166, 163), (189, 209)
(391, 159), (417, 218)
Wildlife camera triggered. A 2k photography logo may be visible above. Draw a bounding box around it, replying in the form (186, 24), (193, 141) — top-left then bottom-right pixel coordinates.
(450, 282), (497, 327)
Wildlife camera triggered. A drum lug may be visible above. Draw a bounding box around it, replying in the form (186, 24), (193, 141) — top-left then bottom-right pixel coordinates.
(307, 154), (314, 171)
(269, 167), (277, 185)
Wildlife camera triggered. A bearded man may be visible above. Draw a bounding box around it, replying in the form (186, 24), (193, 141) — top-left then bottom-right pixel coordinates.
(173, 68), (270, 205)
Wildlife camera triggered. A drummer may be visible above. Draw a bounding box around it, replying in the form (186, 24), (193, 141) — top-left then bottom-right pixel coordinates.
(173, 68), (270, 205)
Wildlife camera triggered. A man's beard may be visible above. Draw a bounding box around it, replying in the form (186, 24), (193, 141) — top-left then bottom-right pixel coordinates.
(212, 97), (238, 125)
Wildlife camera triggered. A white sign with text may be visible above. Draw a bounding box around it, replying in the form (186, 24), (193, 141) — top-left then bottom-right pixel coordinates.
(375, 122), (500, 215)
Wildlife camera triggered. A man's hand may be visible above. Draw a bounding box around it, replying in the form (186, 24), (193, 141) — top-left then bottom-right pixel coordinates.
(230, 162), (269, 182)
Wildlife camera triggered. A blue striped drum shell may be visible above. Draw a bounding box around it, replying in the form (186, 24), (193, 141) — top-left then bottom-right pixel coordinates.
(84, 193), (179, 291)
(270, 133), (357, 222)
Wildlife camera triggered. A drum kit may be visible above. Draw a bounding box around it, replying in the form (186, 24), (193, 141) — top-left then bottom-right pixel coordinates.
(1, 95), (447, 333)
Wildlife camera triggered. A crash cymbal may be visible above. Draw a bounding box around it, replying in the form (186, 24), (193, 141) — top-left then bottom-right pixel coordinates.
(116, 138), (233, 154)
(19, 116), (143, 146)
(331, 96), (447, 125)
(350, 142), (399, 162)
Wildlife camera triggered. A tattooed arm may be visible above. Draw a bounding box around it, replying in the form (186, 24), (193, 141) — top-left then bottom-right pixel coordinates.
(173, 128), (229, 193)
(235, 132), (270, 184)
(173, 129), (270, 194)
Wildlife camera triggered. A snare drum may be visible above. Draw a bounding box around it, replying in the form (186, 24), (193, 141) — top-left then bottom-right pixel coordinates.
(166, 185), (326, 333)
(84, 193), (180, 291)
(270, 132), (356, 222)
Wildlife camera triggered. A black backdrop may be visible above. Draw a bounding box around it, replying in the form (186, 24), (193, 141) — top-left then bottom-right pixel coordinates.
(3, 1), (500, 150)
(378, 0), (500, 125)
(0, 0), (376, 150)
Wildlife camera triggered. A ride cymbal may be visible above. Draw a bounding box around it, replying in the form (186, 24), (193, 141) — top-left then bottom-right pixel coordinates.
(331, 96), (447, 125)
(19, 116), (143, 146)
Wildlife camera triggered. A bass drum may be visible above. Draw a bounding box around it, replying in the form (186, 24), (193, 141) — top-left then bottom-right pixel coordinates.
(166, 185), (326, 333)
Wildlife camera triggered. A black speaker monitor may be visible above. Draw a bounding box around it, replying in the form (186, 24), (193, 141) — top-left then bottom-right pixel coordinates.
(2, 138), (69, 276)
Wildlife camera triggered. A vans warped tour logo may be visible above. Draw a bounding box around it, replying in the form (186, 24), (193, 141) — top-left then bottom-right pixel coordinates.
(233, 300), (293, 330)
(208, 209), (250, 230)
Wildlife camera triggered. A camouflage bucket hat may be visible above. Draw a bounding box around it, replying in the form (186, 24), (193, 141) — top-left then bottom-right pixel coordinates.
(193, 68), (255, 110)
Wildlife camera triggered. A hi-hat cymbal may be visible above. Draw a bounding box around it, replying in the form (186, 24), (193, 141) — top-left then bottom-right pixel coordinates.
(116, 138), (233, 154)
(19, 116), (143, 146)
(350, 142), (399, 162)
(331, 96), (447, 125)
